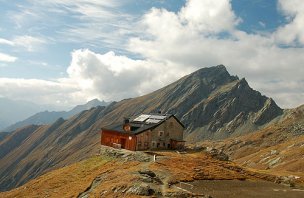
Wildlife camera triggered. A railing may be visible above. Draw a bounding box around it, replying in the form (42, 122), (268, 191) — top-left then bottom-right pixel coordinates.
(175, 182), (194, 193)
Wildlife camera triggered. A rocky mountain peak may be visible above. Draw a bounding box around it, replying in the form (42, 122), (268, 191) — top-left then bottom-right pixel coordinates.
(189, 65), (238, 88)
(238, 78), (249, 87)
(179, 67), (283, 140)
(86, 98), (104, 106)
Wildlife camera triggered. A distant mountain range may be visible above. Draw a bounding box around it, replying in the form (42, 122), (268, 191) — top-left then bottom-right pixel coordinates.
(2, 99), (110, 132)
(0, 65), (290, 191)
(0, 98), (46, 130)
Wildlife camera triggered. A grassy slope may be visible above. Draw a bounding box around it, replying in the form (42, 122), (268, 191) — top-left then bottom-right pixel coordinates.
(1, 156), (110, 198)
(1, 149), (296, 198)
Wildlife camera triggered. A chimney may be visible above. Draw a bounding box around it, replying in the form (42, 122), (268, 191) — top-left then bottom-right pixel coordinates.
(123, 117), (131, 132)
(124, 118), (130, 124)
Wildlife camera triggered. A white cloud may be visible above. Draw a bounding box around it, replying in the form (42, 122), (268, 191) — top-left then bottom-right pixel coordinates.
(0, 38), (14, 46)
(0, 35), (46, 52)
(21, 0), (133, 48)
(67, 49), (186, 101)
(0, 49), (163, 105)
(3, 43), (301, 108)
(0, 48), (189, 106)
(0, 52), (17, 62)
(1, 0), (304, 109)
(12, 35), (47, 52)
(0, 77), (79, 108)
(179, 0), (240, 33)
(127, 0), (304, 108)
(253, 80), (304, 109)
(275, 0), (304, 45)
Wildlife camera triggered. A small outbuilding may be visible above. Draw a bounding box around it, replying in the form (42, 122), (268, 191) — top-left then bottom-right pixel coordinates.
(100, 113), (185, 151)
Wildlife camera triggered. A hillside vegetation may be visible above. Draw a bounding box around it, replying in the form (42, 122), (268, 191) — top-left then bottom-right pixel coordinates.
(3, 147), (303, 198)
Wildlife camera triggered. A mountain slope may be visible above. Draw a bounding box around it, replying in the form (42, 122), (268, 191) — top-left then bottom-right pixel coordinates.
(3, 99), (109, 132)
(201, 104), (304, 174)
(97, 65), (282, 140)
(0, 65), (283, 191)
(0, 106), (106, 191)
(0, 132), (9, 142)
(0, 125), (40, 160)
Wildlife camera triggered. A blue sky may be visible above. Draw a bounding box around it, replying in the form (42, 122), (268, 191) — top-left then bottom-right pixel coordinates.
(0, 0), (187, 79)
(0, 0), (303, 109)
(232, 0), (287, 32)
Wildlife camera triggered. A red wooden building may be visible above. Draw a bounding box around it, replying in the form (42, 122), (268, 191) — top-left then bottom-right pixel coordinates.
(100, 113), (185, 151)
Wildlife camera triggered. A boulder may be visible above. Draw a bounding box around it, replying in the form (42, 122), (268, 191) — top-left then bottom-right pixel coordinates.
(208, 148), (229, 161)
(127, 183), (155, 196)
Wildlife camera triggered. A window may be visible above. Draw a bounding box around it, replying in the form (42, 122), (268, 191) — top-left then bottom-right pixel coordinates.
(157, 143), (160, 148)
(152, 141), (156, 148)
(144, 142), (148, 146)
(138, 141), (142, 147)
(159, 131), (164, 137)
(163, 142), (166, 147)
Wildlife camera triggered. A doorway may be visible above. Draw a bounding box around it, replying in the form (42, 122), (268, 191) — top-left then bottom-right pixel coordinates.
(120, 138), (126, 149)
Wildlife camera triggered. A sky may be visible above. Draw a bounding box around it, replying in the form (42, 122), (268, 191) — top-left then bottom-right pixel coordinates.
(0, 0), (303, 110)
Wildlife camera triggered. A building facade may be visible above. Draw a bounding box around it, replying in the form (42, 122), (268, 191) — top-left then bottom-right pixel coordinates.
(100, 113), (185, 151)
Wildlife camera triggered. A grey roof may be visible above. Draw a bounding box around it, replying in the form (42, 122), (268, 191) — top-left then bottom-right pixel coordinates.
(102, 113), (184, 135)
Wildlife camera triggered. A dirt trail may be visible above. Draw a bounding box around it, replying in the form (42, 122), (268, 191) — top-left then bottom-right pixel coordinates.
(138, 153), (174, 195)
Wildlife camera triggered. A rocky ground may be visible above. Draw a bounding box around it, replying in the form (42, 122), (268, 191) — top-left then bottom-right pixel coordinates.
(1, 146), (304, 198)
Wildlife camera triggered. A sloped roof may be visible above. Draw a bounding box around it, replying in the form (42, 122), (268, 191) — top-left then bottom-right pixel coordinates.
(101, 113), (184, 135)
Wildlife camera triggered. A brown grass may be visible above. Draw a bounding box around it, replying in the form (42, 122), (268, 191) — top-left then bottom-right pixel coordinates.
(1, 156), (110, 198)
(1, 150), (284, 198)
